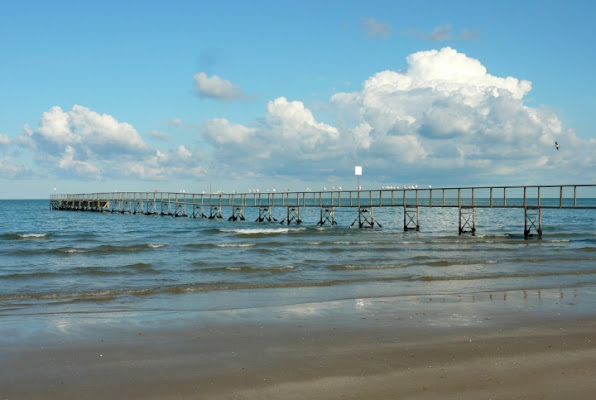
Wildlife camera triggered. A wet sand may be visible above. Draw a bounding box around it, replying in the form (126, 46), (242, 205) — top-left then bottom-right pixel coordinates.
(2, 289), (595, 399)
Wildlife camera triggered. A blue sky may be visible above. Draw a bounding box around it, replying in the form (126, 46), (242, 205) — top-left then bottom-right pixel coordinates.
(1, 0), (594, 198)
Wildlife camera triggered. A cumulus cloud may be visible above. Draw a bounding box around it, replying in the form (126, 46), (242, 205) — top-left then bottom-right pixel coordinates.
(27, 105), (208, 181)
(265, 97), (339, 153)
(201, 118), (255, 145)
(58, 145), (101, 177)
(195, 96), (343, 178)
(360, 17), (391, 39)
(0, 133), (11, 147)
(33, 105), (151, 157)
(116, 145), (207, 180)
(0, 157), (31, 179)
(194, 72), (246, 101)
(329, 46), (592, 183)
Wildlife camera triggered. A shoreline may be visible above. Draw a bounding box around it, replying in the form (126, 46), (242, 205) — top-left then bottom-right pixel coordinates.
(2, 288), (596, 399)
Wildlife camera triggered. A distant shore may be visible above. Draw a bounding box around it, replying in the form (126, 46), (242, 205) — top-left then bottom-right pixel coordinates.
(2, 288), (595, 399)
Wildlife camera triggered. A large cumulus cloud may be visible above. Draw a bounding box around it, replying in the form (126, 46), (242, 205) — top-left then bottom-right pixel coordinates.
(327, 47), (591, 183)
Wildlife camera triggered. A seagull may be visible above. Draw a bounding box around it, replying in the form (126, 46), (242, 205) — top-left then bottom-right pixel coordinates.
(554, 141), (560, 150)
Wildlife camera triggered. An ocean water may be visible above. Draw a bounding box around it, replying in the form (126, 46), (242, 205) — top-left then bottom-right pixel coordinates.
(1, 199), (596, 319)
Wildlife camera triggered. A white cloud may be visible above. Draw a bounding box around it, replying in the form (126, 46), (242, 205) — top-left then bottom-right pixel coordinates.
(360, 17), (391, 39)
(27, 105), (209, 181)
(201, 118), (255, 145)
(199, 97), (341, 167)
(265, 97), (339, 152)
(194, 72), (245, 101)
(404, 24), (481, 42)
(326, 46), (593, 183)
(0, 133), (11, 146)
(149, 130), (170, 141)
(428, 24), (454, 41)
(58, 145), (101, 177)
(0, 157), (30, 178)
(34, 105), (151, 157)
(116, 146), (207, 180)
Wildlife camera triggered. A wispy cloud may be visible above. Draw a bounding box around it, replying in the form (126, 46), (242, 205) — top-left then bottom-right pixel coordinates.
(360, 17), (392, 39)
(404, 24), (480, 42)
(149, 130), (170, 141)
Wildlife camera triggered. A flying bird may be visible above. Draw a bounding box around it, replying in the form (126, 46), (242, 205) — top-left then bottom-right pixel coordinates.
(554, 141), (560, 150)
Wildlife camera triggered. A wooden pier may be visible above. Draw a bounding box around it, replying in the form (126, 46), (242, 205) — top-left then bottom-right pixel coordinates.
(50, 184), (596, 238)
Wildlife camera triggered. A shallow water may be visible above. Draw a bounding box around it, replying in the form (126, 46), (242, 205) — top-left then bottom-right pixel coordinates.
(1, 199), (595, 317)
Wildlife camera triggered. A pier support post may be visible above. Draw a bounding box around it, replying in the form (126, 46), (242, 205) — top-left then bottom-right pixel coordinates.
(134, 199), (144, 215)
(281, 207), (301, 224)
(174, 198), (187, 217)
(458, 206), (476, 235)
(191, 204), (207, 218)
(524, 207), (542, 239)
(209, 206), (223, 219)
(161, 199), (173, 216)
(351, 207), (381, 228)
(110, 198), (120, 213)
(123, 198), (131, 214)
(318, 207), (337, 226)
(228, 207), (245, 221)
(256, 207), (275, 222)
(404, 206), (419, 231)
(145, 196), (157, 215)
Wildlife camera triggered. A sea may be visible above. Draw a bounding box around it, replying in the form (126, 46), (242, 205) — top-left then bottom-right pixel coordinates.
(1, 199), (596, 327)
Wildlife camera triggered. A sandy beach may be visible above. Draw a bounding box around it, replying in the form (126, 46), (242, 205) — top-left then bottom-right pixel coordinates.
(2, 288), (595, 399)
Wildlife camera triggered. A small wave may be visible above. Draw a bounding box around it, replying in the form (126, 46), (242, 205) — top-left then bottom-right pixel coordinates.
(1, 271), (57, 280)
(124, 263), (157, 272)
(545, 239), (571, 243)
(19, 233), (48, 239)
(416, 268), (596, 282)
(222, 227), (306, 235)
(148, 244), (165, 249)
(0, 232), (49, 240)
(223, 265), (295, 273)
(330, 240), (375, 246)
(69, 263), (159, 276)
(215, 243), (255, 248)
(57, 244), (160, 255)
(423, 260), (498, 267)
(329, 263), (407, 271)
(60, 248), (88, 254)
